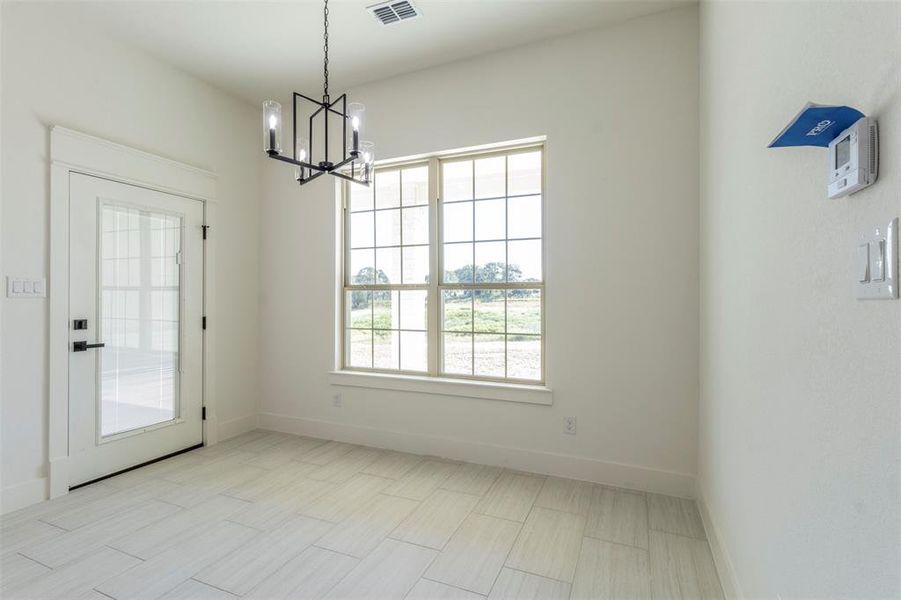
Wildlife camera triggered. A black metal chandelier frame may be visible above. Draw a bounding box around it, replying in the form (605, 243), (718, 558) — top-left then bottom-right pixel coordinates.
(267, 93), (366, 187)
(264, 0), (370, 187)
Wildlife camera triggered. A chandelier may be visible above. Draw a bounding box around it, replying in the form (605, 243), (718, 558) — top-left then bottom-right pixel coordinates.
(262, 0), (373, 187)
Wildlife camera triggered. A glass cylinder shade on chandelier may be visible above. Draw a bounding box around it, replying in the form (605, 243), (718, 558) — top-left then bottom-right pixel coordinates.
(263, 100), (282, 154)
(347, 102), (365, 154)
(360, 141), (375, 182)
(295, 138), (310, 181)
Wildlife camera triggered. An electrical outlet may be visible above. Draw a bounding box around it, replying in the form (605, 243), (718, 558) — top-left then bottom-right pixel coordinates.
(332, 394), (342, 407)
(563, 416), (577, 435)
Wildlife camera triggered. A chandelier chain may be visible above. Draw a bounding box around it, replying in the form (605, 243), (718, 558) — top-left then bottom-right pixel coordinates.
(323, 0), (329, 99)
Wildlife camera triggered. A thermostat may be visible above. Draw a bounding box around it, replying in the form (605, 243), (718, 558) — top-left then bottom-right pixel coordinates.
(827, 117), (878, 199)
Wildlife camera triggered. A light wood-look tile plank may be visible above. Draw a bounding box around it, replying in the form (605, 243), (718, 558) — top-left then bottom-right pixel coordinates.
(231, 431), (295, 454)
(297, 441), (357, 465)
(103, 453), (209, 488)
(0, 553), (52, 595)
(6, 546), (140, 599)
(221, 460), (319, 502)
(362, 451), (424, 480)
(241, 437), (325, 470)
(156, 463), (266, 508)
(308, 446), (384, 484)
(97, 521), (259, 600)
(488, 568), (571, 600)
(324, 539), (437, 600)
(535, 477), (593, 515)
(300, 473), (394, 523)
(316, 493), (419, 558)
(160, 579), (238, 600)
(571, 537), (650, 599)
(407, 578), (486, 599)
(648, 530), (723, 600)
(384, 460), (460, 501)
(195, 515), (333, 595)
(21, 500), (180, 568)
(425, 513), (522, 595)
(441, 463), (502, 497)
(585, 486), (649, 549)
(229, 477), (336, 531)
(109, 494), (248, 559)
(391, 489), (480, 549)
(161, 451), (257, 485)
(475, 472), (545, 523)
(244, 545), (358, 600)
(648, 494), (706, 539)
(505, 507), (585, 582)
(0, 483), (116, 529)
(0, 519), (66, 558)
(42, 479), (181, 530)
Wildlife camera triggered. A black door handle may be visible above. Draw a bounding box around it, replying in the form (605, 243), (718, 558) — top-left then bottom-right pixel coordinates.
(73, 341), (105, 352)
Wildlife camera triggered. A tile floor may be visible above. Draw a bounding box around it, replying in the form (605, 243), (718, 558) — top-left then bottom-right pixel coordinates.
(0, 430), (724, 599)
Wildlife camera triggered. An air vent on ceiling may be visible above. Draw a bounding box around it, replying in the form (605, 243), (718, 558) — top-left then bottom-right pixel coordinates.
(368, 0), (420, 25)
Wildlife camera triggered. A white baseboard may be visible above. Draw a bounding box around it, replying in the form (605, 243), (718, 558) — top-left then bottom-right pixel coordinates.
(258, 412), (696, 497)
(1, 477), (47, 515)
(696, 483), (742, 599)
(218, 413), (259, 441)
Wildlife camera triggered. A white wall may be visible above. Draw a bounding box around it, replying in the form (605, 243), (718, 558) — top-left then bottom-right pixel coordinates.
(259, 7), (700, 496)
(1, 3), (261, 511)
(699, 2), (901, 598)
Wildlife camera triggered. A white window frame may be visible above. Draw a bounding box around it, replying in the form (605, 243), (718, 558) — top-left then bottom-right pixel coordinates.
(338, 142), (548, 395)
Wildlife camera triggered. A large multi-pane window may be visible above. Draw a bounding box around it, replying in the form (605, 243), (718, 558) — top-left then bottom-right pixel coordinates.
(343, 145), (544, 383)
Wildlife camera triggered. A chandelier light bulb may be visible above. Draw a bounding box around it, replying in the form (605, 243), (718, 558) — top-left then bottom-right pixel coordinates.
(269, 115), (278, 129)
(351, 116), (360, 131)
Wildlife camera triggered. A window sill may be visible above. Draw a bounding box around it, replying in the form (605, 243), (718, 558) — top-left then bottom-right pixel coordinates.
(328, 371), (553, 406)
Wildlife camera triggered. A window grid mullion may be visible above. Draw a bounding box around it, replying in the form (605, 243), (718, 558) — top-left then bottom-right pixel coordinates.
(398, 170), (403, 370)
(428, 157), (441, 377)
(504, 154), (509, 379)
(470, 159), (476, 376)
(371, 180), (377, 367)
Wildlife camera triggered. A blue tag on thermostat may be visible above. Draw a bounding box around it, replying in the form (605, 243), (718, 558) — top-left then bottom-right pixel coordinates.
(768, 103), (865, 148)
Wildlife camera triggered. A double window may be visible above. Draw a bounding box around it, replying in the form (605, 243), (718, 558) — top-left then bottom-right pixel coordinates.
(342, 144), (544, 383)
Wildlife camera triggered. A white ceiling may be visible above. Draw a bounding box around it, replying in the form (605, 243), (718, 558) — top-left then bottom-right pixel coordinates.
(50, 0), (689, 105)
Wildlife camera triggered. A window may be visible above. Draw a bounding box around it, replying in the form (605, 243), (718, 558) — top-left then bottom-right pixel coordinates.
(342, 145), (544, 384)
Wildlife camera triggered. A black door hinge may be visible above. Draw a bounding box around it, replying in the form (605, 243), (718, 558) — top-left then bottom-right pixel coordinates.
(202, 406), (207, 420)
(202, 225), (210, 240)
(202, 316), (207, 330)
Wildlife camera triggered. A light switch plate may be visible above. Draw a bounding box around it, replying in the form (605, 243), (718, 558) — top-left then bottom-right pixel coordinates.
(6, 277), (47, 298)
(856, 218), (898, 300)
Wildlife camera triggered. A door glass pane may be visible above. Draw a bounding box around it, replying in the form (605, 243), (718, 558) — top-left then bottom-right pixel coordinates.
(100, 204), (181, 437)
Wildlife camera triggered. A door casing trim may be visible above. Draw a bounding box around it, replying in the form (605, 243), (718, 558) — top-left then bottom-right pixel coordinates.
(49, 126), (218, 498)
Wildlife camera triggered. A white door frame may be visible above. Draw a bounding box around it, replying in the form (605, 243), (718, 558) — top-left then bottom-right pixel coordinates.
(49, 126), (218, 498)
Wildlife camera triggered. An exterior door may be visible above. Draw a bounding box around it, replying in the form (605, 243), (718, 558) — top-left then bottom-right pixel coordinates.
(68, 173), (204, 486)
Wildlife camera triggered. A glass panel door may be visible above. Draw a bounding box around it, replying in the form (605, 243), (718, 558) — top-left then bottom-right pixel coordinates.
(99, 203), (182, 437)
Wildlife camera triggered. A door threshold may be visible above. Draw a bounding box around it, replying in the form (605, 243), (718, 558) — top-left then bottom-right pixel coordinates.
(69, 443), (204, 491)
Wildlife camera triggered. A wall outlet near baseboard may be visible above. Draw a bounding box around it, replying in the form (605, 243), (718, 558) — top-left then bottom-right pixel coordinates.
(332, 394), (342, 407)
(563, 416), (577, 435)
